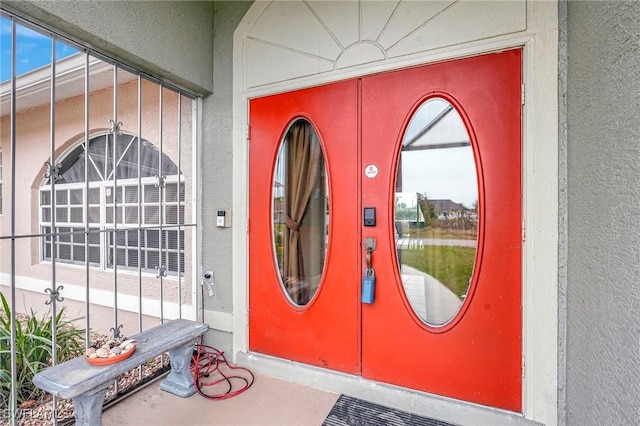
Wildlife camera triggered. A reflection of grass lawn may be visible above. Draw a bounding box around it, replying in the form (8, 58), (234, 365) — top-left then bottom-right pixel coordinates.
(409, 228), (477, 240)
(402, 246), (476, 298)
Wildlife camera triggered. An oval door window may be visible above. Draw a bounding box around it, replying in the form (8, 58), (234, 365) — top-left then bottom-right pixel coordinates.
(272, 119), (329, 306)
(394, 97), (479, 327)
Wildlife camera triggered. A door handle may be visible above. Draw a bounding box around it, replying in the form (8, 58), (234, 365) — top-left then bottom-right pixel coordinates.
(365, 236), (376, 269)
(362, 237), (376, 304)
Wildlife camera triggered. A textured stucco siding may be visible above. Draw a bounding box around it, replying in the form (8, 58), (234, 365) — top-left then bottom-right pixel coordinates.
(3, 1), (214, 95)
(198, 1), (253, 355)
(566, 1), (640, 424)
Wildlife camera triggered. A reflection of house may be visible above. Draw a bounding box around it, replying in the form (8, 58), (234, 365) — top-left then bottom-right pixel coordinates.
(428, 199), (475, 220)
(1, 2), (639, 425)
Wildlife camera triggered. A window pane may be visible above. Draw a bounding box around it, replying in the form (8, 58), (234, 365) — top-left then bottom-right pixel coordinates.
(70, 189), (83, 205)
(272, 119), (328, 306)
(55, 190), (68, 205)
(146, 230), (160, 248)
(88, 230), (100, 245)
(113, 230), (124, 246)
(394, 97), (479, 327)
(165, 183), (178, 202)
(167, 230), (178, 250)
(58, 244), (71, 260)
(70, 207), (83, 223)
(88, 187), (100, 204)
(165, 206), (178, 224)
(41, 190), (51, 206)
(44, 243), (51, 260)
(167, 252), (179, 273)
(116, 248), (126, 266)
(114, 186), (123, 203)
(124, 206), (138, 224)
(58, 227), (71, 243)
(147, 251), (159, 270)
(73, 246), (85, 262)
(56, 207), (68, 222)
(144, 206), (159, 224)
(73, 228), (85, 244)
(125, 185), (139, 203)
(128, 251), (139, 268)
(127, 230), (139, 247)
(88, 247), (100, 264)
(145, 185), (160, 203)
(88, 207), (100, 223)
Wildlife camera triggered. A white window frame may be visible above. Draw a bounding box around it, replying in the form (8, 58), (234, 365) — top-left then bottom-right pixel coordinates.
(39, 138), (186, 277)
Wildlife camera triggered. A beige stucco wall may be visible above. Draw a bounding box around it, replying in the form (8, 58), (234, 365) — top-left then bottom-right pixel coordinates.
(0, 78), (195, 333)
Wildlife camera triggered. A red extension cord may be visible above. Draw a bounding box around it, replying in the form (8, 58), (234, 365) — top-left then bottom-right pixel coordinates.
(192, 281), (255, 400)
(190, 338), (255, 400)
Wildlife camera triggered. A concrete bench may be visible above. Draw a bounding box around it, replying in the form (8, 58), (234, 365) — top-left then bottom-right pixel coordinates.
(33, 318), (209, 426)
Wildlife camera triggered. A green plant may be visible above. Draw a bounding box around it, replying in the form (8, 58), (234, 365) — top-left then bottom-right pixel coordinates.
(0, 292), (85, 407)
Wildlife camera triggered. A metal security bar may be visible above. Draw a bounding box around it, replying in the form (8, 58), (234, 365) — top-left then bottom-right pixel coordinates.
(0, 10), (198, 425)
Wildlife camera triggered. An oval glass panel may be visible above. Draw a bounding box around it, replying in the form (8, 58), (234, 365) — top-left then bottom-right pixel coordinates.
(272, 119), (329, 306)
(394, 98), (479, 327)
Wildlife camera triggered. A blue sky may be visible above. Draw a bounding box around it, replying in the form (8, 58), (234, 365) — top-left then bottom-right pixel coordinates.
(1, 16), (78, 82)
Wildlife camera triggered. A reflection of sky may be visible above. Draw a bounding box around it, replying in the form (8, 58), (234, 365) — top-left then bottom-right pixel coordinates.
(270, 98), (479, 209)
(1, 16), (78, 82)
(400, 146), (477, 208)
(399, 98), (478, 208)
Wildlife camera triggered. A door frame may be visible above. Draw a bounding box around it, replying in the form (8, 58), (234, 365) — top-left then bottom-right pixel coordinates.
(232, 2), (559, 425)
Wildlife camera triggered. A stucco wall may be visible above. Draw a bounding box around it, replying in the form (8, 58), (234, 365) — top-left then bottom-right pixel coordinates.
(3, 1), (214, 95)
(197, 0), (253, 355)
(566, 1), (640, 424)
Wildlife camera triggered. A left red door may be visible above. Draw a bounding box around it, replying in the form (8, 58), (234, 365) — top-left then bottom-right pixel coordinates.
(248, 80), (360, 373)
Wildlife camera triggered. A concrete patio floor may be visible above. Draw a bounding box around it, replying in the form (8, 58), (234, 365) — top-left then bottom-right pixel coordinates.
(102, 373), (339, 426)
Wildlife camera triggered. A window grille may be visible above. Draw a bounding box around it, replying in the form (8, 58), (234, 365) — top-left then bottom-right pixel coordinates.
(1, 8), (197, 423)
(39, 133), (186, 275)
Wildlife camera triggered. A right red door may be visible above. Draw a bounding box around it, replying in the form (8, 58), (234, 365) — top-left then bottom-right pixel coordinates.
(360, 50), (522, 412)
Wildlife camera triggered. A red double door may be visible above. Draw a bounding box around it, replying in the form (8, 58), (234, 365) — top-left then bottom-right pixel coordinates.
(248, 50), (522, 412)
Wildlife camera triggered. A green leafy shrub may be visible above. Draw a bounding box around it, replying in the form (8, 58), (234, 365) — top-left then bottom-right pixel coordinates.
(0, 292), (85, 407)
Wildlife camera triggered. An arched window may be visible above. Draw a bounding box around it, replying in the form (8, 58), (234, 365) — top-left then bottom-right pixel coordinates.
(40, 132), (184, 275)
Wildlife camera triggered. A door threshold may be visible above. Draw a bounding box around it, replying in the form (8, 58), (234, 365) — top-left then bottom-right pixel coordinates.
(236, 351), (541, 426)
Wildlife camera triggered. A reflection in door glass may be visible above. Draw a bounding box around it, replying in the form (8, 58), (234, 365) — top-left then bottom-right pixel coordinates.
(273, 119), (328, 306)
(394, 98), (479, 327)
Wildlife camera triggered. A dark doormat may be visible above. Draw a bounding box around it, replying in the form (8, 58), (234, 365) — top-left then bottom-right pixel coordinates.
(323, 395), (458, 426)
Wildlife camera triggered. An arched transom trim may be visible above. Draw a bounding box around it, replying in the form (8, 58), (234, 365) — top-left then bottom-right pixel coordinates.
(244, 0), (526, 89)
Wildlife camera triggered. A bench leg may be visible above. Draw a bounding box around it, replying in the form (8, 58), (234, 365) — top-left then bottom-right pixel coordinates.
(72, 384), (109, 426)
(160, 337), (198, 397)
